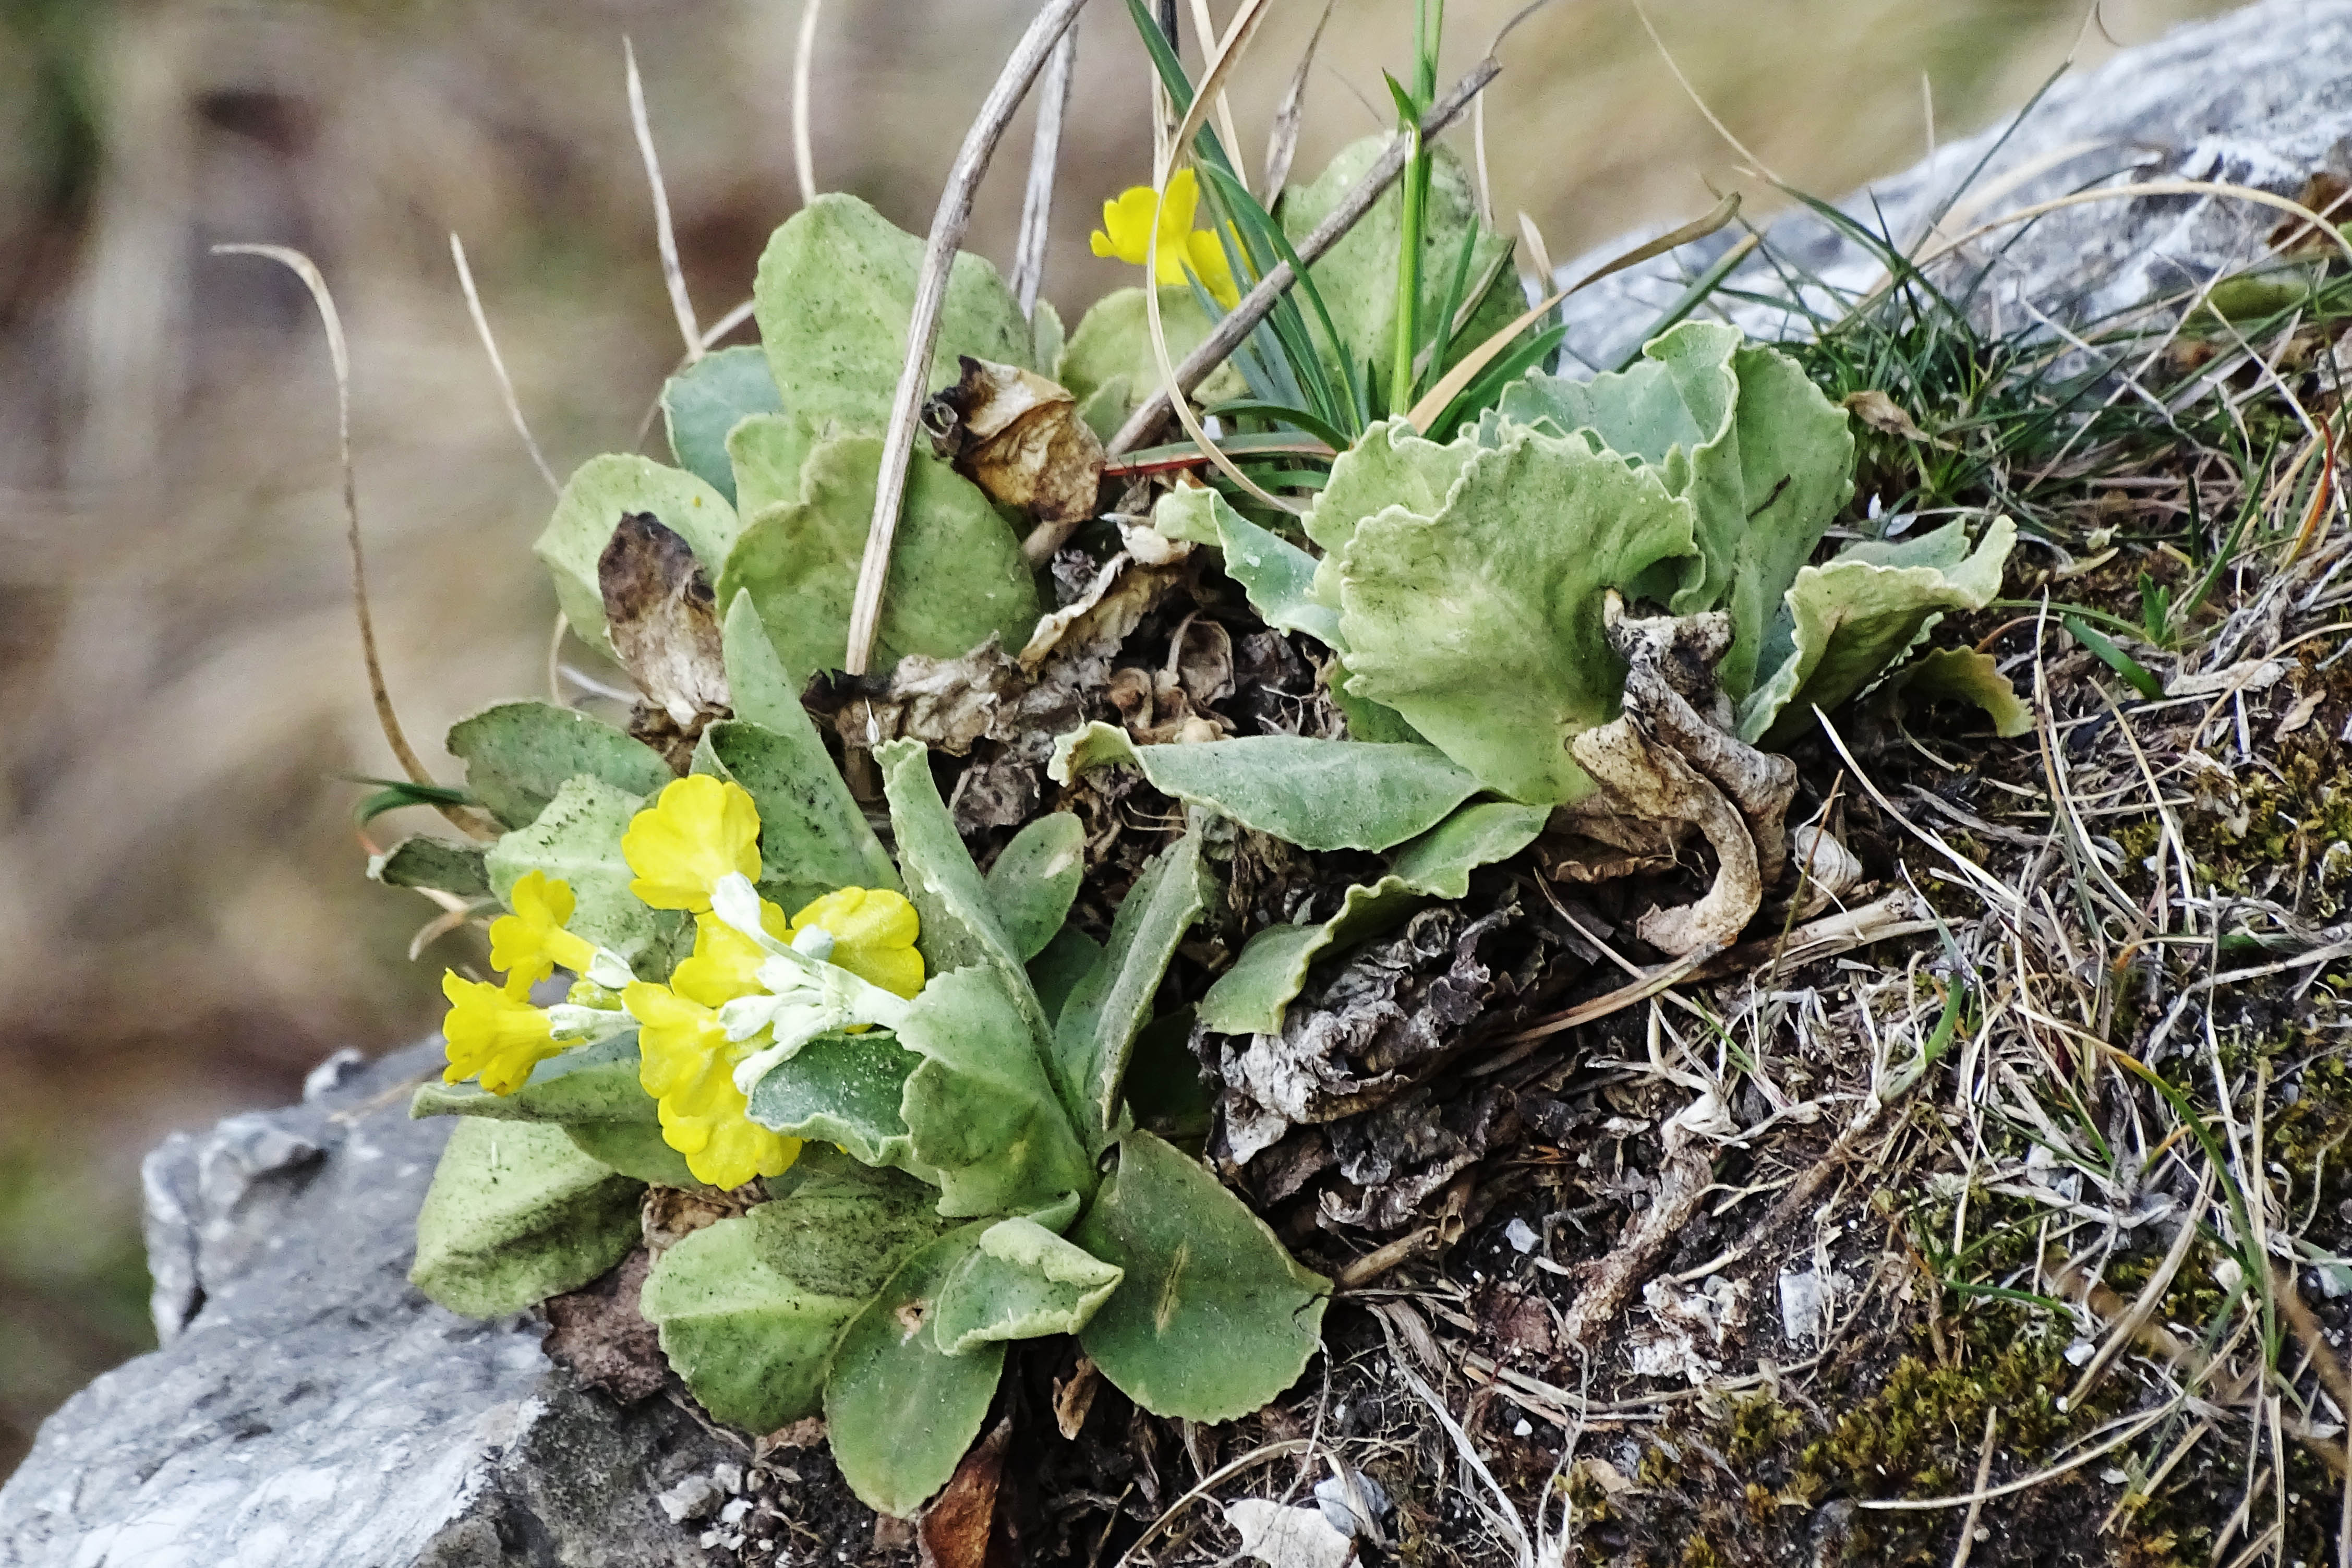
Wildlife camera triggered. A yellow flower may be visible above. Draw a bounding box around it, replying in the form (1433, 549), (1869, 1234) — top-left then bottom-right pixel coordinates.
(789, 887), (925, 1000)
(1091, 168), (1240, 307)
(621, 776), (761, 913)
(441, 973), (565, 1096)
(487, 870), (599, 988)
(670, 902), (790, 1009)
(625, 981), (801, 1189)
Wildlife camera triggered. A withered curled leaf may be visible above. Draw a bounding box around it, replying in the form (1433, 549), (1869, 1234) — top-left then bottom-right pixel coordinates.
(925, 355), (1105, 524)
(599, 512), (732, 756)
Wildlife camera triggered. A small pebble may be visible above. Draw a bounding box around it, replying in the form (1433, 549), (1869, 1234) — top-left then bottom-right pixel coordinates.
(1504, 1218), (1540, 1255)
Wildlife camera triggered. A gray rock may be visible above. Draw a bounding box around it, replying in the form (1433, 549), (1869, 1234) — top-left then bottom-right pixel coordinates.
(0, 1042), (732, 1568)
(1558, 0), (2352, 371)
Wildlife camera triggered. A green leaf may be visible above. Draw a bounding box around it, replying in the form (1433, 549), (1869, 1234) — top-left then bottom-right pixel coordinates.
(641, 1164), (951, 1432)
(1153, 488), (1338, 646)
(1741, 516), (2018, 745)
(692, 719), (900, 911)
(1053, 832), (1208, 1150)
(536, 454), (740, 652)
(662, 345), (784, 505)
(411, 1033), (656, 1125)
(1196, 800), (1548, 1036)
(1073, 1131), (1329, 1421)
(1056, 286), (1243, 441)
(718, 586), (805, 734)
(2062, 612), (2164, 701)
(1029, 926), (1104, 1027)
(1120, 1008), (1213, 1143)
(1500, 322), (1856, 698)
(876, 739), (1038, 1002)
(1281, 138), (1514, 401)
(727, 411), (827, 522)
(930, 1216), (1124, 1355)
(352, 777), (477, 827)
(744, 1029), (933, 1180)
(897, 968), (1094, 1219)
(717, 435), (1040, 688)
(482, 776), (660, 959)
(565, 1120), (697, 1186)
(1047, 723), (1481, 852)
(370, 837), (489, 899)
(446, 701), (675, 831)
(1336, 423), (1699, 804)
(1304, 417), (1476, 559)
(409, 1119), (644, 1318)
(754, 194), (1033, 435)
(985, 812), (1087, 961)
(823, 1222), (1006, 1519)
(1881, 646), (2034, 737)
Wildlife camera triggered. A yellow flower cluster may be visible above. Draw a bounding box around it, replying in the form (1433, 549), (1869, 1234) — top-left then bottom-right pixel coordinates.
(1091, 168), (1239, 308)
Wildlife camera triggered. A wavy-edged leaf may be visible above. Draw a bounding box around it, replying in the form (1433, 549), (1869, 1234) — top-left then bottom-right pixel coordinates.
(537, 454), (740, 652)
(370, 837), (489, 899)
(985, 812), (1086, 961)
(662, 345), (784, 505)
(755, 194), (1033, 436)
(1153, 487), (1338, 646)
(1197, 801), (1547, 1036)
(482, 776), (660, 959)
(1302, 416), (1473, 558)
(1337, 424), (1698, 805)
(744, 1029), (932, 1179)
(823, 1222), (1006, 1519)
(640, 1164), (950, 1432)
(1046, 724), (1479, 853)
(412, 1033), (655, 1125)
(717, 436), (1039, 688)
(1074, 1131), (1328, 1422)
(727, 410), (827, 523)
(1740, 516), (2017, 745)
(446, 701), (674, 830)
(930, 1216), (1124, 1355)
(1499, 322), (1855, 697)
(1881, 646), (2033, 738)
(1052, 832), (1207, 1150)
(897, 968), (1093, 1220)
(409, 1119), (644, 1319)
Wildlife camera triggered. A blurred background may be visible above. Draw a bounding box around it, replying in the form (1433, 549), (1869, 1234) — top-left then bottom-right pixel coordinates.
(0, 0), (2239, 1478)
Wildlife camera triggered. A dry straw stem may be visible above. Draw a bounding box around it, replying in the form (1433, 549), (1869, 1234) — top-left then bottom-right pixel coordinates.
(1010, 26), (1078, 319)
(210, 243), (492, 842)
(1259, 0), (1333, 204)
(843, 0), (1096, 678)
(1107, 1438), (1316, 1568)
(793, 0), (824, 209)
(625, 38), (701, 359)
(448, 232), (560, 497)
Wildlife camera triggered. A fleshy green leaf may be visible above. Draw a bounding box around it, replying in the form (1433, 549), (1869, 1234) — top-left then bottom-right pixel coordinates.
(370, 837), (489, 899)
(744, 1030), (933, 1180)
(1120, 1008), (1213, 1143)
(718, 586), (803, 733)
(662, 345), (784, 504)
(1302, 417), (1474, 558)
(876, 739), (1038, 1004)
(1074, 1131), (1329, 1421)
(1046, 723), (1480, 852)
(536, 454), (740, 652)
(565, 1120), (697, 1186)
(896, 968), (1094, 1219)
(823, 1222), (1006, 1519)
(1052, 832), (1208, 1150)
(692, 719), (900, 911)
(1740, 516), (2017, 745)
(409, 1119), (644, 1318)
(1336, 424), (1698, 804)
(1153, 488), (1339, 645)
(483, 776), (661, 959)
(1196, 801), (1548, 1036)
(716, 435), (1040, 688)
(1500, 322), (1855, 697)
(754, 194), (1033, 436)
(985, 812), (1087, 961)
(1029, 926), (1105, 1026)
(640, 1164), (950, 1432)
(445, 701), (674, 830)
(1056, 286), (1243, 441)
(930, 1216), (1124, 1355)
(727, 411), (827, 522)
(1881, 646), (2033, 738)
(411, 1033), (655, 1125)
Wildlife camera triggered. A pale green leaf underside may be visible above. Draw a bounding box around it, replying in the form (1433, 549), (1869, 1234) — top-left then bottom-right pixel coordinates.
(445, 700), (673, 830)
(985, 812), (1087, 962)
(411, 1033), (654, 1126)
(662, 345), (783, 505)
(1074, 1131), (1329, 1423)
(409, 1119), (644, 1319)
(824, 1221), (1006, 1519)
(931, 1215), (1124, 1356)
(1884, 646), (2033, 738)
(536, 454), (740, 652)
(483, 776), (658, 960)
(1052, 832), (1207, 1150)
(1154, 487), (1338, 646)
(1047, 723), (1480, 853)
(564, 1120), (697, 1186)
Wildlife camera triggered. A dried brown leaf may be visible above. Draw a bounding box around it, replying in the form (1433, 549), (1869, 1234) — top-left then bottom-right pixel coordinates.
(916, 1416), (1011, 1568)
(599, 511), (731, 751)
(926, 356), (1104, 524)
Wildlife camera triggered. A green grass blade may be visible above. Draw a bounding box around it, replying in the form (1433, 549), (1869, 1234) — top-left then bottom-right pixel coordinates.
(2061, 613), (2163, 700)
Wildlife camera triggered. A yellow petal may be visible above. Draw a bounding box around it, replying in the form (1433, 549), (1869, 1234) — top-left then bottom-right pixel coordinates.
(623, 980), (798, 1188)
(791, 886), (926, 999)
(488, 869), (597, 985)
(440, 972), (563, 1096)
(1186, 228), (1240, 309)
(622, 776), (762, 912)
(1156, 167), (1201, 243)
(1095, 186), (1162, 266)
(671, 902), (790, 1008)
